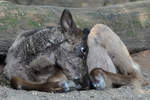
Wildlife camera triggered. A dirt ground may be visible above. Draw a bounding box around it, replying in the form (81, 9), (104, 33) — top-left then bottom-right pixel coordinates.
(0, 50), (150, 100)
(132, 50), (150, 82)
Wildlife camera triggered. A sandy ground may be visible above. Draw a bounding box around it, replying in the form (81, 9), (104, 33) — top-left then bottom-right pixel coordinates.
(0, 50), (150, 100)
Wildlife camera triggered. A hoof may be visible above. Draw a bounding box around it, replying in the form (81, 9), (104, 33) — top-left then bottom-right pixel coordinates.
(58, 80), (81, 92)
(92, 75), (106, 90)
(58, 81), (70, 92)
(90, 68), (106, 90)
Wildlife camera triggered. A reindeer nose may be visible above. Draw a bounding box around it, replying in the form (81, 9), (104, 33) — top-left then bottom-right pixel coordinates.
(72, 78), (81, 89)
(74, 73), (91, 90)
(73, 77), (80, 84)
(72, 77), (82, 89)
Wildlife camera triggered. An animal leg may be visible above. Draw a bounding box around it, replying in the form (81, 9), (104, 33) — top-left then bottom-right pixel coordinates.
(90, 68), (138, 90)
(11, 69), (78, 92)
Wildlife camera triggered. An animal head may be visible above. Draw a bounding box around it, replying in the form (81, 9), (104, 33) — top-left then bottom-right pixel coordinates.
(55, 9), (90, 83)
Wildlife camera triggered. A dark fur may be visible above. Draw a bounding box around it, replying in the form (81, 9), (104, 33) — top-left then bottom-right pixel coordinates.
(4, 9), (89, 92)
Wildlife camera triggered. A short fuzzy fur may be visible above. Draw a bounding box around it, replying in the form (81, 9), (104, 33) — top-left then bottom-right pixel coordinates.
(4, 9), (89, 92)
(87, 24), (147, 91)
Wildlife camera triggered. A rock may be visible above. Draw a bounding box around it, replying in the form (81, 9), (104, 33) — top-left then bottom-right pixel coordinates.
(6, 0), (130, 7)
(5, 0), (145, 7)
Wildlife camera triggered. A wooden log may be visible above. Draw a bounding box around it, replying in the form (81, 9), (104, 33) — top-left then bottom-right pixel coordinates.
(0, 1), (150, 55)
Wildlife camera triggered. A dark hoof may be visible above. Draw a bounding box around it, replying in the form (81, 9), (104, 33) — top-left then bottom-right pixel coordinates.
(90, 68), (106, 90)
(92, 75), (106, 90)
(58, 80), (81, 92)
(58, 81), (71, 92)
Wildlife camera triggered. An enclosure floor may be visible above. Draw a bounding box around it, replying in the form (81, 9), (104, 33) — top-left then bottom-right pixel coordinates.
(0, 50), (150, 100)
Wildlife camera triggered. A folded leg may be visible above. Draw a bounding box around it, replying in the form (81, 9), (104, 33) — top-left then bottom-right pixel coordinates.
(11, 68), (79, 92)
(87, 24), (146, 91)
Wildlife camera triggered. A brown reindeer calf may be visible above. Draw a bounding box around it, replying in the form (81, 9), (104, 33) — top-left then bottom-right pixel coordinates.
(4, 9), (90, 92)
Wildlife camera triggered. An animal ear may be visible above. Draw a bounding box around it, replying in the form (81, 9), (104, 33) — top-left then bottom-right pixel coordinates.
(60, 9), (76, 32)
(82, 28), (90, 40)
